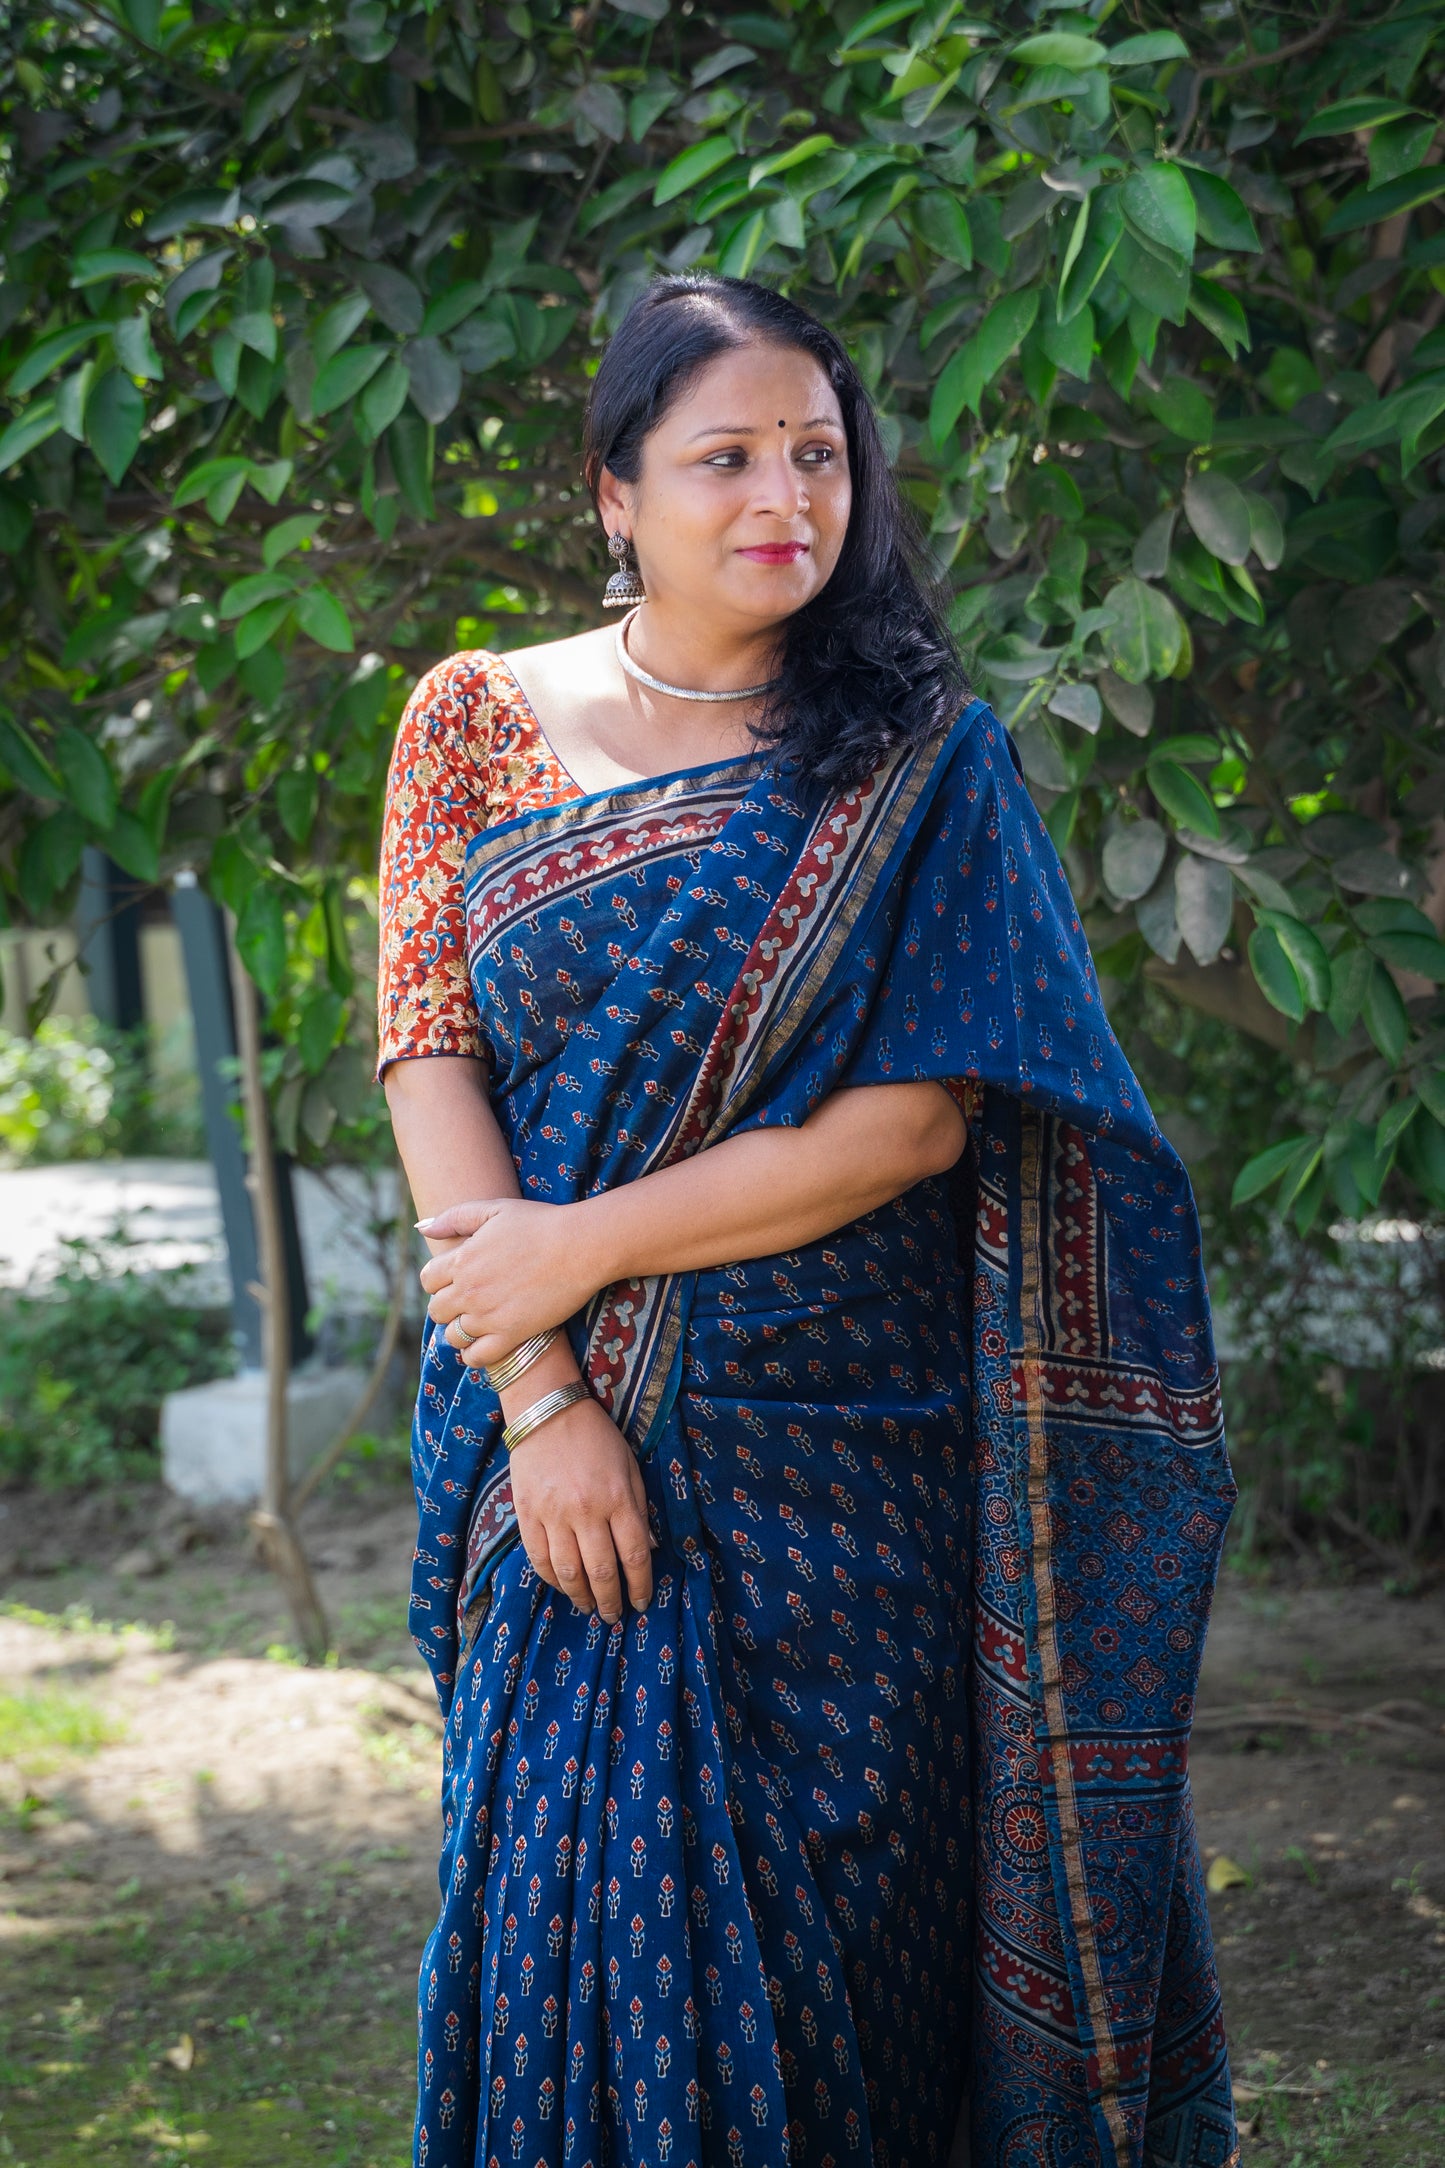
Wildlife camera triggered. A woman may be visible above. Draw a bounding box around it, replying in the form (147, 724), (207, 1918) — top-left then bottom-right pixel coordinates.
(379, 274), (1239, 2168)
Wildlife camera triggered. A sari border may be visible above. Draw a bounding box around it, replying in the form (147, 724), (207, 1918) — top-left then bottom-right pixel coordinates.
(462, 749), (765, 886)
(1018, 1107), (1130, 2164)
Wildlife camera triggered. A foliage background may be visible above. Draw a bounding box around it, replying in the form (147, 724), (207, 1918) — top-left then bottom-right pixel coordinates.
(0, 0), (1443, 1534)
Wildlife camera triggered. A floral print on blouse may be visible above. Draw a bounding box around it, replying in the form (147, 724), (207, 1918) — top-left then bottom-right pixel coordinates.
(376, 651), (580, 1072)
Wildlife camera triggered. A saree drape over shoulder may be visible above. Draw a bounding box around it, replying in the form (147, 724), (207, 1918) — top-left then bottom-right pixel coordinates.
(405, 699), (1240, 2168)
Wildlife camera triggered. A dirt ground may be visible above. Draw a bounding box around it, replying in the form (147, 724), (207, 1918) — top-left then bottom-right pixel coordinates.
(1, 1455), (1442, 2167)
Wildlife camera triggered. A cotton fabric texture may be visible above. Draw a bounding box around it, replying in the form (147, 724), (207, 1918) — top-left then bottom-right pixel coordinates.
(381, 659), (1240, 2168)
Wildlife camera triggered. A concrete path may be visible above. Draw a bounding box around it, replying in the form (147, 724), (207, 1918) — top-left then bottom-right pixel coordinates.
(0, 1156), (403, 1316)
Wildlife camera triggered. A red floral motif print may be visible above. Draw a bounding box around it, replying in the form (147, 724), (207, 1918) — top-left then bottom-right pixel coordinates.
(376, 650), (580, 1075)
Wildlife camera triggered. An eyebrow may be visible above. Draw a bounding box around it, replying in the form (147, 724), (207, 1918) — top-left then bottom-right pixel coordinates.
(685, 415), (842, 441)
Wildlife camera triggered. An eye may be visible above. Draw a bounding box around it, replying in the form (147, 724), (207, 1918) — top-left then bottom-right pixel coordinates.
(703, 449), (747, 469)
(800, 446), (837, 466)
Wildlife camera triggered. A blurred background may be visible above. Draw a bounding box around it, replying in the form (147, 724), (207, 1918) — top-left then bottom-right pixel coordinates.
(1, 3), (1442, 2163)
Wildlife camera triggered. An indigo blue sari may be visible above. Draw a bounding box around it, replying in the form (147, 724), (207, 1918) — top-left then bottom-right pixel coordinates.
(408, 701), (1240, 2168)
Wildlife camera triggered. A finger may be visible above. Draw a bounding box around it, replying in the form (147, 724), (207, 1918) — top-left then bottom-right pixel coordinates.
(545, 1539), (596, 1617)
(627, 1458), (661, 1553)
(419, 1255), (456, 1296)
(576, 1528), (625, 1625)
(610, 1502), (655, 1614)
(416, 1202), (492, 1241)
(428, 1287), (465, 1325)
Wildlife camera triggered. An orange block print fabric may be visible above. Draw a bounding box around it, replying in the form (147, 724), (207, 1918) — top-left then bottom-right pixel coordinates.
(376, 651), (580, 1073)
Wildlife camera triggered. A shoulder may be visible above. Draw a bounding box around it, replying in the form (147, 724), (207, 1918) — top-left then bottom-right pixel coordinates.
(399, 650), (510, 738)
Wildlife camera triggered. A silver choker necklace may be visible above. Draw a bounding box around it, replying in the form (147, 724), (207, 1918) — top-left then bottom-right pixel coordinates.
(615, 609), (777, 703)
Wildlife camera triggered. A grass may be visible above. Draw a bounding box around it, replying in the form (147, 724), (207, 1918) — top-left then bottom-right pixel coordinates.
(0, 1687), (122, 1777)
(0, 1867), (418, 2166)
(1246, 2074), (1445, 2164)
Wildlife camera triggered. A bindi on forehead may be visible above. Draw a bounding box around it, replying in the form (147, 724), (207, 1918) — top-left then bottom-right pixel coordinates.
(778, 418), (786, 427)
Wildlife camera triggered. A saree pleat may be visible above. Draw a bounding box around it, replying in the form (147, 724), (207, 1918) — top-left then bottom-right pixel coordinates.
(407, 703), (1239, 2168)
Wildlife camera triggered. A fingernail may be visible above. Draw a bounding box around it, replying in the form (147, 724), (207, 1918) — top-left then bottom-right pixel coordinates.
(650, 1534), (660, 1548)
(414, 1216), (435, 1232)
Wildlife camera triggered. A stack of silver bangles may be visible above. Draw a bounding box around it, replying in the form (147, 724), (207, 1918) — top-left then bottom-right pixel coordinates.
(483, 1327), (558, 1392)
(478, 1328), (592, 1454)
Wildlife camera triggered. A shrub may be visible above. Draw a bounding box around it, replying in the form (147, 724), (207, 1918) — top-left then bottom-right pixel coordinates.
(0, 1016), (203, 1164)
(0, 1239), (234, 1487)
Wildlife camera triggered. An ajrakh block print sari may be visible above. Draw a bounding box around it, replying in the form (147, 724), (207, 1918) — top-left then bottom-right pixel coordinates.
(407, 699), (1240, 2168)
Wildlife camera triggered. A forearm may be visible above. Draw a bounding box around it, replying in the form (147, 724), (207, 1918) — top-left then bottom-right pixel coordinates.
(386, 1052), (585, 1404)
(385, 1054), (519, 1233)
(570, 1081), (965, 1285)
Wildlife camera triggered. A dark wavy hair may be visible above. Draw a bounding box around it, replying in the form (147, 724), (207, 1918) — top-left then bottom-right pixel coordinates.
(581, 274), (967, 795)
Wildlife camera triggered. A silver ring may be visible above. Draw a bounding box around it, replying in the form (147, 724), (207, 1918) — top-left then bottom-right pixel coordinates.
(455, 1323), (477, 1348)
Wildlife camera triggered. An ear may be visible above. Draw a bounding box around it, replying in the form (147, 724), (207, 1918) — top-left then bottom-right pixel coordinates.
(595, 463), (632, 538)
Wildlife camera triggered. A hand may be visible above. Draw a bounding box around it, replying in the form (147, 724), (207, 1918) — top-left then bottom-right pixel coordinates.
(418, 1197), (604, 1370)
(506, 1391), (657, 1623)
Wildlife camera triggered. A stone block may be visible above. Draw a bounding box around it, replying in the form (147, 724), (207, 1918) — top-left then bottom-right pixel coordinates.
(160, 1365), (369, 1506)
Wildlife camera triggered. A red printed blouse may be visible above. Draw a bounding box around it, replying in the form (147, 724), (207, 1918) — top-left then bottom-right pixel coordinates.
(376, 652), (581, 1073)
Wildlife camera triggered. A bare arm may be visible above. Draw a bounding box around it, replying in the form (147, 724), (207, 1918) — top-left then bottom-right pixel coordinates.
(417, 1076), (966, 1364)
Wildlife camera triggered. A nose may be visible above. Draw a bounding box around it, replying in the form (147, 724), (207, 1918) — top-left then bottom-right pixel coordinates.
(750, 443), (809, 522)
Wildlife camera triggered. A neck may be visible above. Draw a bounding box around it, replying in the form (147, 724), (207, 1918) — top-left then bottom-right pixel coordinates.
(625, 604), (781, 696)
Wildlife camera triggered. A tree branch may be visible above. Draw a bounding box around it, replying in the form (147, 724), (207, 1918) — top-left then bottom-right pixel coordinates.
(1172, 9), (1345, 151)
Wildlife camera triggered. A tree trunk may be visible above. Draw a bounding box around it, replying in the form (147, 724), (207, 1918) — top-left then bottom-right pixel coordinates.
(227, 924), (330, 1665)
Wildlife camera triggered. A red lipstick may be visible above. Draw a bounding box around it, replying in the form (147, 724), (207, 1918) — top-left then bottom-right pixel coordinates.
(738, 542), (809, 563)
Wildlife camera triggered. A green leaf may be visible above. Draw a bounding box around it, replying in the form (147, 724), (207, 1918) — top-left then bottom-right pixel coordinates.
(276, 765), (319, 847)
(1257, 910), (1331, 1010)
(53, 726), (118, 830)
(1369, 117), (1437, 191)
(235, 597), (294, 659)
(236, 883), (287, 999)
(1232, 1134), (1313, 1206)
(294, 584), (354, 653)
(749, 134), (837, 188)
(70, 249), (155, 288)
(0, 713), (62, 798)
(243, 65), (307, 142)
(1249, 925), (1306, 1021)
(359, 354), (410, 441)
(1058, 186), (1124, 322)
(1361, 960), (1408, 1065)
(717, 210), (768, 280)
(654, 137), (736, 206)
(1149, 756), (1221, 838)
(113, 313), (164, 379)
(0, 400), (62, 473)
(311, 345), (389, 418)
(298, 987), (345, 1075)
(912, 191), (973, 269)
(1376, 1095), (1418, 1156)
(251, 459), (292, 506)
(220, 572), (295, 620)
(1146, 375), (1213, 444)
(1297, 97), (1425, 143)
(1013, 33), (1108, 69)
(262, 514), (323, 570)
(1181, 168), (1261, 253)
(173, 455), (251, 509)
(930, 290), (1039, 440)
(1188, 275), (1251, 361)
(1122, 163), (1197, 262)
(1041, 300), (1093, 381)
(1243, 490), (1284, 570)
(387, 410), (435, 521)
(1324, 168), (1445, 237)
(1115, 233), (1190, 325)
(6, 323), (106, 396)
(1101, 575), (1184, 682)
(1183, 471), (1252, 565)
(1106, 31), (1190, 66)
(84, 370), (145, 486)
(103, 809), (161, 884)
(1369, 931), (1445, 981)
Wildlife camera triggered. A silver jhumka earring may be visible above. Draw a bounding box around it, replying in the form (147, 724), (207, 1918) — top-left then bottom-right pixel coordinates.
(602, 532), (647, 609)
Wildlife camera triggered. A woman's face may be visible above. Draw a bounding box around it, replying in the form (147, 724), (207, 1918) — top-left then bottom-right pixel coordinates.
(603, 340), (852, 637)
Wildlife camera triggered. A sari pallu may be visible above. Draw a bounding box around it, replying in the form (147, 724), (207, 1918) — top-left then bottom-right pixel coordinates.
(408, 700), (1240, 2168)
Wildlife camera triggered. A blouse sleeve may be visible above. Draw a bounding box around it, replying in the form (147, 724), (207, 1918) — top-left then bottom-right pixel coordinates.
(376, 654), (494, 1075)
